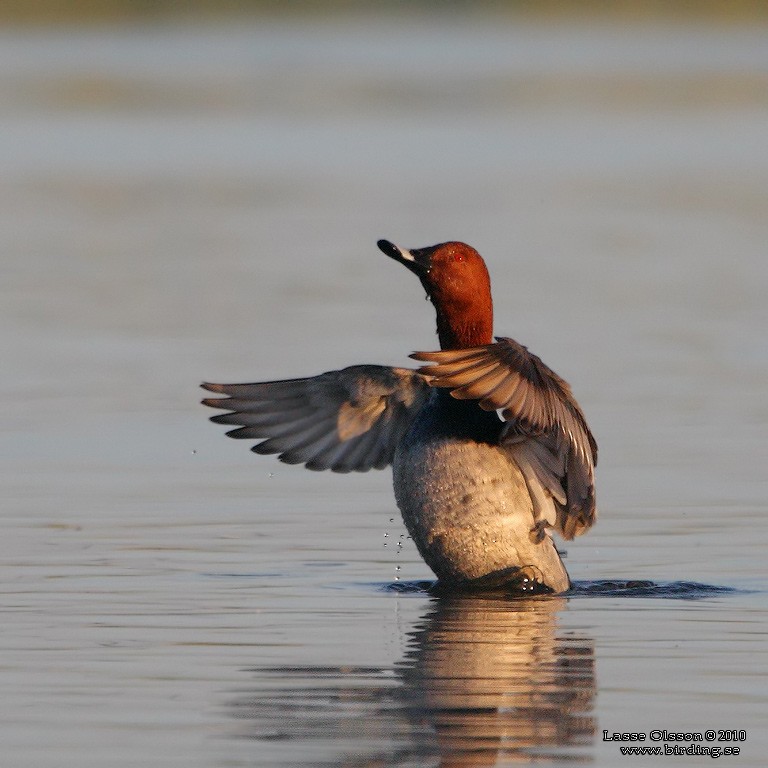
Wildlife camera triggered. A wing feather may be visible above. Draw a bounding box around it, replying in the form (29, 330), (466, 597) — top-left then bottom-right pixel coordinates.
(202, 365), (430, 473)
(411, 336), (597, 538)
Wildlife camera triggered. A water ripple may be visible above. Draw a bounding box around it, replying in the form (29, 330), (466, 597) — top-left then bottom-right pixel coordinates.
(379, 579), (743, 599)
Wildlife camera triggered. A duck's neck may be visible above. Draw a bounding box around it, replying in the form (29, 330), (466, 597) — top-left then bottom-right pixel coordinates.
(434, 300), (493, 350)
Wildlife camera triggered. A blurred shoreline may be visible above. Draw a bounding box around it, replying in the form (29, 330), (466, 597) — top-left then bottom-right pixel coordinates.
(2, 0), (767, 26)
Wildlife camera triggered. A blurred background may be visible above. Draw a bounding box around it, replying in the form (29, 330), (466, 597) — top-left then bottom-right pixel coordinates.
(2, 3), (767, 767)
(2, 0), (768, 24)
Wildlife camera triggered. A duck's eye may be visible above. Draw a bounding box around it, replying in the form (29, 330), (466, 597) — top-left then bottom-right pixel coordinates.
(452, 253), (465, 263)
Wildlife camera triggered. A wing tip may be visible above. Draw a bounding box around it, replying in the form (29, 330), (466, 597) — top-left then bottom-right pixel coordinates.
(558, 505), (597, 540)
(208, 412), (238, 425)
(202, 382), (238, 410)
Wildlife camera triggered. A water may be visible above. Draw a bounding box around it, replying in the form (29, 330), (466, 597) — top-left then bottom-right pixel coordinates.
(2, 12), (767, 767)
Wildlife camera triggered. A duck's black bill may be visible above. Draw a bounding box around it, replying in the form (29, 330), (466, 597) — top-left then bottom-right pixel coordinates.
(377, 239), (403, 260)
(377, 239), (433, 275)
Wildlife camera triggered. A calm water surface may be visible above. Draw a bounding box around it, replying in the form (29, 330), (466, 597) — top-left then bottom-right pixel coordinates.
(1, 14), (767, 767)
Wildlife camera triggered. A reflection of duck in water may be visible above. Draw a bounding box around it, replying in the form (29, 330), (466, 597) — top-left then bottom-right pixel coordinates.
(228, 593), (595, 766)
(402, 594), (595, 765)
(204, 240), (597, 593)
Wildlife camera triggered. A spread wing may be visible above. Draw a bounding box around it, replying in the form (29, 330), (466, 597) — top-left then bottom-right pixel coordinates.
(202, 365), (431, 473)
(411, 336), (597, 539)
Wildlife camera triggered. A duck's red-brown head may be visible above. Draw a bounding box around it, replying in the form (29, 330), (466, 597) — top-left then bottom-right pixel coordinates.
(377, 239), (493, 350)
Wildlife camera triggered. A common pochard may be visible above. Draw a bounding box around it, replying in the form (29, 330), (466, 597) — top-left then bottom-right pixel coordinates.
(203, 239), (597, 593)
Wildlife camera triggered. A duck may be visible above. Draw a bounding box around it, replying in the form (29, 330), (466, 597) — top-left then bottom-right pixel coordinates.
(202, 239), (597, 594)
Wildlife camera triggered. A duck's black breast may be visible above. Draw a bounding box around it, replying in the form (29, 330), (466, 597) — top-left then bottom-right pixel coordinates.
(406, 388), (504, 446)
